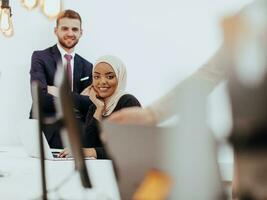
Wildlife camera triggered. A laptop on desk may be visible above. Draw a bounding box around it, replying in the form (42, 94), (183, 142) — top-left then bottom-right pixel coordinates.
(102, 122), (225, 200)
(19, 119), (73, 161)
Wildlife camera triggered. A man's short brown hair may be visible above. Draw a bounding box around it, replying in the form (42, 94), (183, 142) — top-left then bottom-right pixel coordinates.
(56, 9), (82, 27)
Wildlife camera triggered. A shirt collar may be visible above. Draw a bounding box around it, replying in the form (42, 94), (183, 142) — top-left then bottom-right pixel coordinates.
(57, 43), (76, 58)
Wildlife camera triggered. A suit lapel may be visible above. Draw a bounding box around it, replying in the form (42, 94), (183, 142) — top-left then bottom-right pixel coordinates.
(51, 44), (62, 70)
(73, 55), (83, 92)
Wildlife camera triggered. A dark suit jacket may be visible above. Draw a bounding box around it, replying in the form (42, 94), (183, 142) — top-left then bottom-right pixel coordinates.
(30, 44), (93, 147)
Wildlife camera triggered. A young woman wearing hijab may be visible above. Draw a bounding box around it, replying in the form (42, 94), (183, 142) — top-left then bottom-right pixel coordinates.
(59, 55), (141, 159)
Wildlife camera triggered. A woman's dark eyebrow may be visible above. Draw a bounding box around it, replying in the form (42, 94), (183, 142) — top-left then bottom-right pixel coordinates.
(94, 71), (115, 75)
(105, 72), (115, 75)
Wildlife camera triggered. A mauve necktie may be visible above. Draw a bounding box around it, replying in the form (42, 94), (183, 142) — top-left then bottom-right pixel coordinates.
(64, 54), (73, 90)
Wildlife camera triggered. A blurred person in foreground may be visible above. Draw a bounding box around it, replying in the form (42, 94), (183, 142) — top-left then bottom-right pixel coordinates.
(109, 1), (267, 199)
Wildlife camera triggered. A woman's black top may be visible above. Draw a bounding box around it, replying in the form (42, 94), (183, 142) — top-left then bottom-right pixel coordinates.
(83, 94), (141, 159)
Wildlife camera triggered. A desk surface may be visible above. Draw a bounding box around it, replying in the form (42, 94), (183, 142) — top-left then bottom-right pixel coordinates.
(0, 145), (121, 200)
(0, 145), (233, 199)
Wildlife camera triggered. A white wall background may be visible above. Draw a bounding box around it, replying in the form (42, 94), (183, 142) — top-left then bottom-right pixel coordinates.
(0, 0), (253, 145)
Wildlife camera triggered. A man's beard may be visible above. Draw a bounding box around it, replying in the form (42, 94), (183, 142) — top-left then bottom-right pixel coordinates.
(59, 37), (79, 50)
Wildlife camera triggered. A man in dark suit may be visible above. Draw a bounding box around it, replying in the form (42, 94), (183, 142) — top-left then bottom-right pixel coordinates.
(30, 10), (93, 148)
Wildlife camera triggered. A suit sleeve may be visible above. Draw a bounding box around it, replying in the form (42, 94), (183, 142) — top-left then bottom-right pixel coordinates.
(30, 51), (56, 115)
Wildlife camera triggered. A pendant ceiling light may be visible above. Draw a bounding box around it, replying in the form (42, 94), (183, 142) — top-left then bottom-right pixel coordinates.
(0, 0), (63, 37)
(0, 0), (13, 37)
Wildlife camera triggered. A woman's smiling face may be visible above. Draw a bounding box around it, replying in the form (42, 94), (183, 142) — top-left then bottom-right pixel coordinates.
(93, 62), (118, 99)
